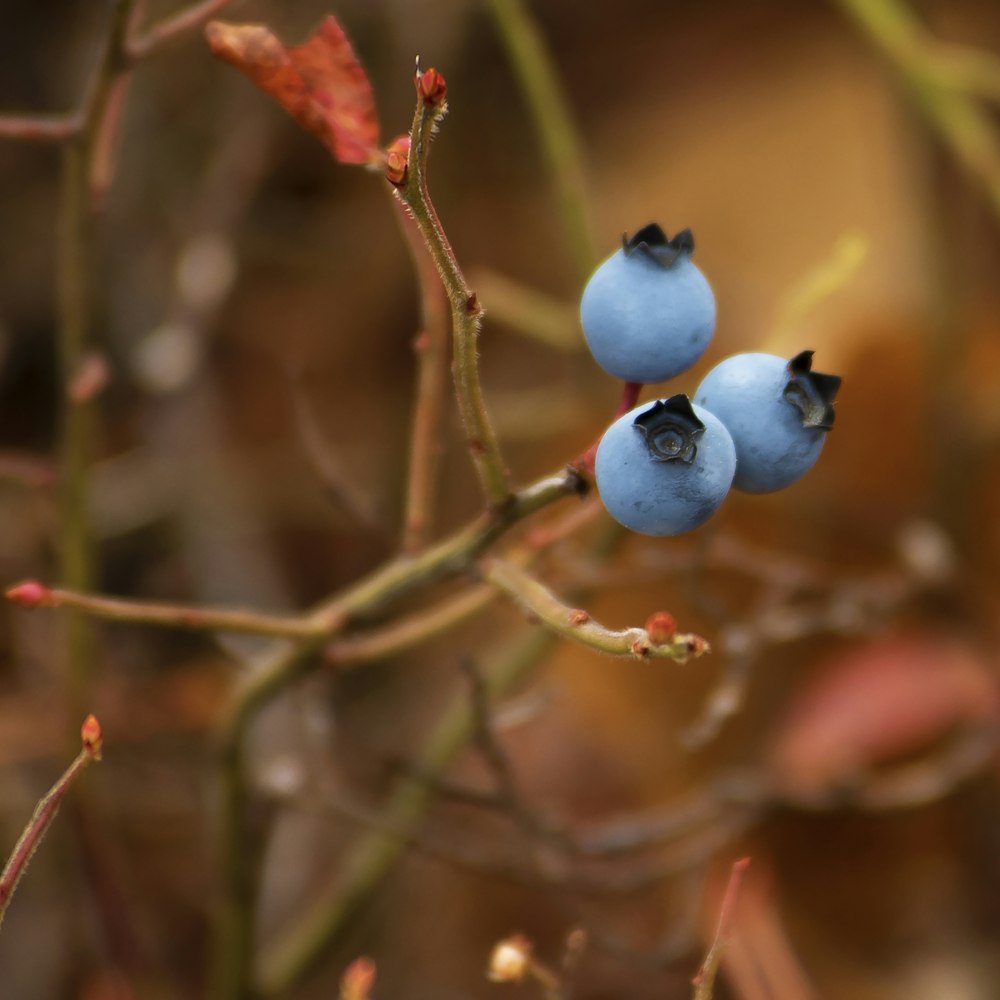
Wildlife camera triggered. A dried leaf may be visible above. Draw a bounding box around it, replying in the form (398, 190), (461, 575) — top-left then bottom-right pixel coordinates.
(205, 16), (380, 165)
(767, 634), (1000, 796)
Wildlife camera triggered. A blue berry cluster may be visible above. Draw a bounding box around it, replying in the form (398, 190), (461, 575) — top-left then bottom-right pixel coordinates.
(583, 224), (842, 536)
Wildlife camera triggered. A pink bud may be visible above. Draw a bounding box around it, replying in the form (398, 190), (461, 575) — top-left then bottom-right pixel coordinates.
(645, 611), (677, 645)
(417, 67), (447, 107)
(5, 580), (55, 609)
(81, 714), (103, 759)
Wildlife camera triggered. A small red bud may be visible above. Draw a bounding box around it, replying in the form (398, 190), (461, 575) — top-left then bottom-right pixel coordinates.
(645, 611), (677, 645)
(5, 580), (55, 609)
(81, 714), (103, 759)
(384, 134), (410, 187)
(417, 67), (447, 106)
(567, 609), (590, 626)
(340, 957), (376, 1000)
(631, 638), (651, 657)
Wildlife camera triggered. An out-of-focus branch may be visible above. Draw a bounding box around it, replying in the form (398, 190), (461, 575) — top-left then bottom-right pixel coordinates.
(126, 0), (235, 62)
(834, 0), (1000, 220)
(484, 0), (598, 279)
(0, 717), (103, 927)
(692, 857), (751, 1000)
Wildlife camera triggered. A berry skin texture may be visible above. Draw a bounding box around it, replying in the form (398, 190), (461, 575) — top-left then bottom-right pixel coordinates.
(580, 224), (716, 384)
(694, 350), (841, 494)
(595, 395), (736, 536)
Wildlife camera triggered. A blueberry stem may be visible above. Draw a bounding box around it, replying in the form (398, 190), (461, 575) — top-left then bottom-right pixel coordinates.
(571, 380), (643, 477)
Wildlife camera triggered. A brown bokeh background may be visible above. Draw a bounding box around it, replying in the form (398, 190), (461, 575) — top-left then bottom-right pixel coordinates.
(1, 0), (1000, 997)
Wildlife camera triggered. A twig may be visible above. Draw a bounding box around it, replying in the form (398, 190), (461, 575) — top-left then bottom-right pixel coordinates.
(285, 364), (386, 538)
(0, 717), (103, 927)
(394, 198), (451, 552)
(471, 268), (579, 351)
(484, 0), (598, 279)
(126, 0), (235, 62)
(5, 580), (330, 639)
(692, 857), (751, 1000)
(57, 0), (138, 725)
(0, 115), (81, 142)
(480, 557), (705, 662)
(325, 584), (497, 667)
(462, 658), (563, 849)
(834, 0), (1000, 220)
(393, 71), (511, 510)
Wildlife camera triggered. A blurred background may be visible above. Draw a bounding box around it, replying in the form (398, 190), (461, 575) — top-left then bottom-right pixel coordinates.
(1, 0), (1000, 997)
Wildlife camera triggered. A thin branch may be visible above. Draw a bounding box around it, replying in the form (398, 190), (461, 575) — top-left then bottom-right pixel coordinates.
(470, 268), (579, 351)
(484, 0), (598, 279)
(57, 0), (138, 725)
(325, 584), (497, 667)
(0, 114), (81, 142)
(692, 857), (751, 1000)
(393, 73), (511, 510)
(394, 197), (451, 552)
(5, 581), (330, 640)
(126, 0), (235, 62)
(834, 0), (1000, 220)
(0, 717), (103, 926)
(480, 557), (706, 662)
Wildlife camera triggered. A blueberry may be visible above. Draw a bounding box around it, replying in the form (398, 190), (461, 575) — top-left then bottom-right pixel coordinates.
(580, 224), (716, 384)
(595, 395), (736, 536)
(694, 350), (841, 493)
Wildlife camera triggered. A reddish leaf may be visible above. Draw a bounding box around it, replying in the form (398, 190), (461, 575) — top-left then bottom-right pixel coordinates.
(205, 16), (380, 165)
(766, 634), (1000, 796)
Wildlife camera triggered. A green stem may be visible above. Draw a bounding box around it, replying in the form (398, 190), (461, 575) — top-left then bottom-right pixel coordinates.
(484, 0), (598, 279)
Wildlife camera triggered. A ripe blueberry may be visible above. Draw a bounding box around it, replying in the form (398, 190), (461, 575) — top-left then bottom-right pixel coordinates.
(694, 350), (841, 493)
(595, 395), (736, 536)
(580, 224), (716, 384)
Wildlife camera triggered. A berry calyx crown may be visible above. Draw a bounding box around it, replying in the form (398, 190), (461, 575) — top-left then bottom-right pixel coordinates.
(783, 350), (842, 430)
(633, 395), (705, 464)
(622, 223), (695, 268)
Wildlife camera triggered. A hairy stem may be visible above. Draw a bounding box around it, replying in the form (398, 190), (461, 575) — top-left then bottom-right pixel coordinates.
(395, 87), (511, 509)
(481, 557), (705, 661)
